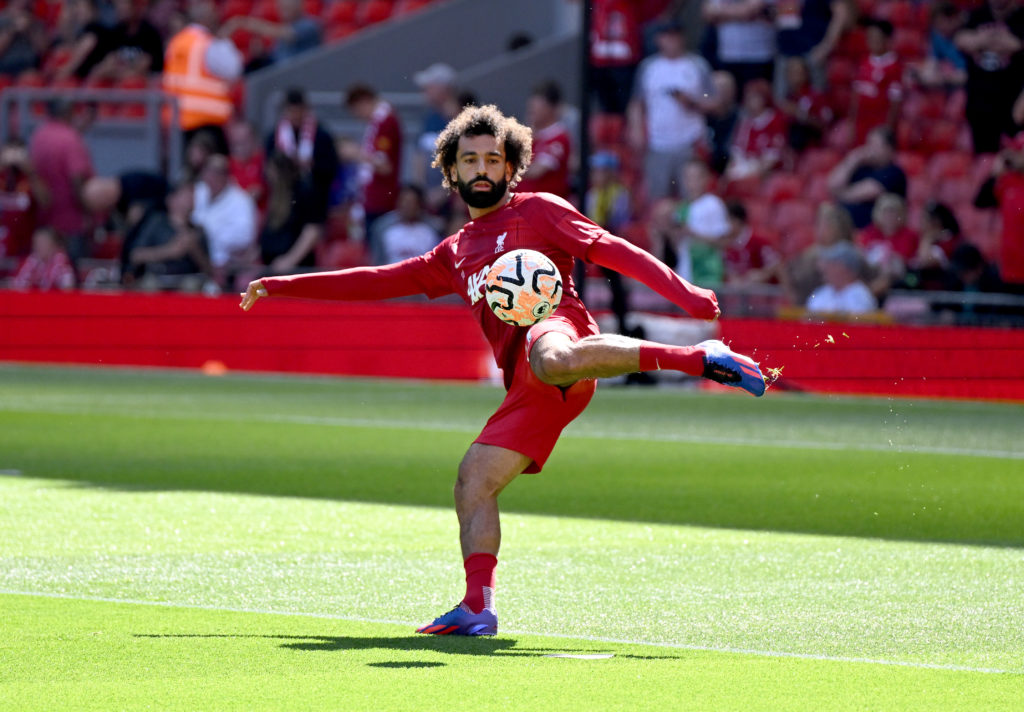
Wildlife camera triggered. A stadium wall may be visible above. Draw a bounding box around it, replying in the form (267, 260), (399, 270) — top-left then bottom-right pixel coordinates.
(3, 291), (1024, 401)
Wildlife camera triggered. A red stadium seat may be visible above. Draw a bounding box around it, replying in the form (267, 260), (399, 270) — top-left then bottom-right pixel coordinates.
(896, 151), (926, 179)
(935, 176), (976, 207)
(253, 0), (281, 21)
(761, 172), (804, 202)
(773, 199), (817, 235)
(327, 0), (359, 25)
(893, 28), (927, 60)
(220, 0), (251, 20)
(395, 0), (436, 15)
(780, 223), (817, 257)
(326, 22), (359, 42)
(797, 148), (842, 178)
(927, 151), (972, 182)
(924, 119), (960, 153)
(743, 198), (774, 232)
(303, 0), (324, 15)
(825, 120), (854, 151)
(944, 89), (967, 121)
(359, 0), (395, 26)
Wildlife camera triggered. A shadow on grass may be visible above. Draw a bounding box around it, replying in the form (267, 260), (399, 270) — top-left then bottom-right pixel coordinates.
(134, 634), (677, 663)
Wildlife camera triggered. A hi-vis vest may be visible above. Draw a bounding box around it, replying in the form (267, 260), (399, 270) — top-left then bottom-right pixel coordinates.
(162, 25), (233, 131)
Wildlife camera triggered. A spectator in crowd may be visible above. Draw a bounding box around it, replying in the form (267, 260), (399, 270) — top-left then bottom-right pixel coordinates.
(180, 128), (221, 183)
(589, 0), (646, 115)
(650, 158), (730, 285)
(221, 0), (322, 73)
(227, 120), (266, 211)
(705, 70), (740, 175)
(412, 62), (461, 205)
(827, 126), (906, 229)
(54, 0), (114, 81)
(775, 0), (852, 94)
(944, 242), (1005, 295)
(776, 55), (832, 152)
(268, 87), (339, 225)
(850, 18), (904, 148)
(702, 0), (775, 89)
(163, 0), (242, 151)
(28, 99), (95, 260)
(345, 83), (402, 239)
(259, 153), (322, 272)
(976, 132), (1024, 291)
(627, 19), (714, 201)
(0, 0), (48, 77)
(725, 78), (787, 183)
(806, 240), (876, 315)
(0, 139), (48, 262)
(779, 200), (856, 305)
(191, 154), (256, 278)
(856, 192), (919, 299)
(122, 182), (211, 290)
(721, 200), (779, 285)
(955, 0), (1024, 154)
(583, 150), (633, 335)
(89, 0), (164, 81)
(516, 80), (573, 199)
(12, 226), (76, 291)
(905, 201), (965, 291)
(907, 1), (968, 90)
(376, 184), (441, 265)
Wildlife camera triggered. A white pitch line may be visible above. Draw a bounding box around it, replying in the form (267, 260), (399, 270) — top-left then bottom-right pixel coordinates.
(4, 402), (1024, 461)
(2, 589), (1019, 676)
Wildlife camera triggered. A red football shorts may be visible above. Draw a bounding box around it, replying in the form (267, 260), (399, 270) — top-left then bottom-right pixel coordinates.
(474, 312), (598, 473)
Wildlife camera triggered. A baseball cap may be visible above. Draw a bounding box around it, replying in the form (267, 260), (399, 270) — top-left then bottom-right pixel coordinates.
(590, 151), (620, 170)
(414, 63), (457, 88)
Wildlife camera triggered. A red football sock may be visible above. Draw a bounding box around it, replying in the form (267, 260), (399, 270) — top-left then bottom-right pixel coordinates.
(638, 342), (705, 376)
(462, 553), (497, 614)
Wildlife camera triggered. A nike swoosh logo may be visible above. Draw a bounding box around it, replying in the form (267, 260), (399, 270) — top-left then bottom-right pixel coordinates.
(454, 257), (467, 268)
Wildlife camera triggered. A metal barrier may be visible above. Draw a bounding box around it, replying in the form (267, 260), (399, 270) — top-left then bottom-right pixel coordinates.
(0, 87), (182, 181)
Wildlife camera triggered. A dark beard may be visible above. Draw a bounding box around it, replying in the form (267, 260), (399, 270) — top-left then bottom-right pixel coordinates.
(456, 176), (508, 209)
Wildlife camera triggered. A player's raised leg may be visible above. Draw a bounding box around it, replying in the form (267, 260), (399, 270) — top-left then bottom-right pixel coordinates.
(416, 443), (530, 636)
(530, 332), (766, 397)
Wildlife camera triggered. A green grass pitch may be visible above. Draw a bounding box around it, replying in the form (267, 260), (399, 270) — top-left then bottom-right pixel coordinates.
(1, 364), (1022, 711)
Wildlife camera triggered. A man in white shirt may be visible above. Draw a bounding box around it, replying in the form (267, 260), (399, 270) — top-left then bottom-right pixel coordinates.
(376, 184), (441, 265)
(191, 154), (256, 271)
(627, 20), (714, 201)
(806, 241), (877, 314)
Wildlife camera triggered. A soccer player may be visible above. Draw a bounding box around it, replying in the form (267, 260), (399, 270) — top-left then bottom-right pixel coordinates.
(240, 104), (766, 637)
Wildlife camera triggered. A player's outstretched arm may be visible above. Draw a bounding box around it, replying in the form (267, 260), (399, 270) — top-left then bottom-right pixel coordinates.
(586, 235), (720, 321)
(239, 279), (268, 311)
(237, 257), (452, 312)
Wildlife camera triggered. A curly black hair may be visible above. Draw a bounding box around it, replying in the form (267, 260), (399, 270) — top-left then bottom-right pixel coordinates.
(432, 104), (533, 191)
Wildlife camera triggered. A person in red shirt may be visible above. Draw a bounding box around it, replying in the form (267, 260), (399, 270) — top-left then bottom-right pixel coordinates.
(776, 56), (833, 152)
(28, 99), (95, 259)
(12, 226), (76, 290)
(345, 82), (402, 256)
(851, 18), (904, 147)
(227, 120), (266, 212)
(722, 201), (780, 285)
(725, 78), (788, 182)
(856, 192), (919, 297)
(0, 139), (47, 266)
(990, 133), (1024, 290)
(239, 104), (767, 637)
(589, 0), (645, 115)
(515, 80), (573, 200)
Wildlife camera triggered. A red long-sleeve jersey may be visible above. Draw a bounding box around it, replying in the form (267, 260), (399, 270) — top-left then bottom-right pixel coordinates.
(263, 192), (718, 380)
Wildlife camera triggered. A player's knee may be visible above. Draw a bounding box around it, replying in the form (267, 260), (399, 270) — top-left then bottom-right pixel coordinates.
(455, 455), (498, 504)
(530, 341), (578, 386)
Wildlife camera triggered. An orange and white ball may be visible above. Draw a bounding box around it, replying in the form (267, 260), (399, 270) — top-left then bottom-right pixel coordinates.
(484, 249), (563, 326)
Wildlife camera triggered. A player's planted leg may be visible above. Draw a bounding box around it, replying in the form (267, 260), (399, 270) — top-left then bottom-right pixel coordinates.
(416, 443), (530, 636)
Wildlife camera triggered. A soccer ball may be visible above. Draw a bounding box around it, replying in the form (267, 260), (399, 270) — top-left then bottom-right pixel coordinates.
(485, 249), (563, 326)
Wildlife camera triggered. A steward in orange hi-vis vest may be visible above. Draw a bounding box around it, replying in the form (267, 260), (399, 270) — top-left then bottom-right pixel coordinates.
(163, 25), (235, 131)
